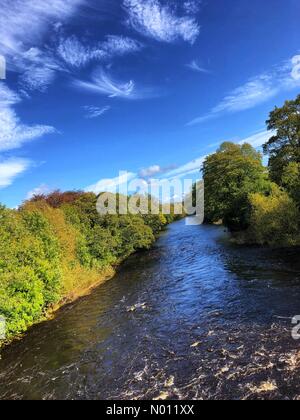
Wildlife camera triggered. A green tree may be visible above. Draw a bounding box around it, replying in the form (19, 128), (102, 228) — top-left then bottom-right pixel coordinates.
(264, 94), (300, 184)
(282, 162), (300, 208)
(203, 142), (270, 231)
(0, 206), (62, 338)
(246, 184), (300, 247)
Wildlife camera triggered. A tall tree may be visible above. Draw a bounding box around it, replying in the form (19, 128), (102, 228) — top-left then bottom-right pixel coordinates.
(264, 94), (300, 184)
(203, 142), (270, 231)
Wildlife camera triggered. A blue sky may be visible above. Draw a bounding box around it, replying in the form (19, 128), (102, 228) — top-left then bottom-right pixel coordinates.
(0, 0), (299, 207)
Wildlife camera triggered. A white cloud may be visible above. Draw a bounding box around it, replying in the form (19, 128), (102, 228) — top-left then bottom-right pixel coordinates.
(57, 35), (104, 68)
(186, 60), (209, 73)
(162, 130), (272, 180)
(0, 1), (84, 91)
(291, 55), (300, 81)
(124, 0), (200, 44)
(139, 165), (162, 178)
(102, 35), (143, 57)
(0, 82), (56, 152)
(163, 157), (205, 179)
(0, 158), (30, 188)
(15, 47), (63, 91)
(0, 108), (56, 152)
(183, 1), (202, 15)
(74, 68), (155, 100)
(85, 172), (137, 194)
(238, 130), (273, 148)
(26, 184), (52, 200)
(0, 0), (83, 58)
(57, 35), (142, 69)
(75, 69), (135, 98)
(213, 75), (277, 114)
(0, 82), (21, 106)
(84, 105), (111, 119)
(20, 65), (58, 92)
(138, 164), (178, 178)
(188, 54), (300, 126)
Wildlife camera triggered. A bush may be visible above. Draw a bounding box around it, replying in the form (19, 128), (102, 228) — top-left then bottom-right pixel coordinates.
(245, 185), (300, 247)
(0, 206), (62, 338)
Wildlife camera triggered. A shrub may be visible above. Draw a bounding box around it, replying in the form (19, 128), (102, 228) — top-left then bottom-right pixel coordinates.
(246, 185), (300, 247)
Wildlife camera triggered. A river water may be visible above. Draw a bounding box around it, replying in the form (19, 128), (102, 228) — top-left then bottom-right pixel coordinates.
(1, 220), (300, 400)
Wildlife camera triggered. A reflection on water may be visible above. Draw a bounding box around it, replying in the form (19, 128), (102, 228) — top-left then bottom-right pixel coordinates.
(0, 221), (300, 400)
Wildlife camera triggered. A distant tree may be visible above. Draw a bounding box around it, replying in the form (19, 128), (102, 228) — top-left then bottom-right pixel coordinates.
(202, 142), (270, 231)
(264, 94), (300, 184)
(28, 190), (85, 208)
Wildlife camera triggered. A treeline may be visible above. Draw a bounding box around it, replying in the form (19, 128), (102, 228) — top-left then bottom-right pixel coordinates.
(0, 191), (181, 343)
(203, 94), (300, 247)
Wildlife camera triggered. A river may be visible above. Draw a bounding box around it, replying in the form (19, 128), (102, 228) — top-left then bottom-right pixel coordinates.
(1, 220), (300, 400)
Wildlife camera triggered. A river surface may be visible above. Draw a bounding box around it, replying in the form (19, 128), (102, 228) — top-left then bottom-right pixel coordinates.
(1, 220), (300, 400)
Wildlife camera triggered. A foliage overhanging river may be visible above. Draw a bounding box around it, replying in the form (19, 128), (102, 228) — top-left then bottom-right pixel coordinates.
(1, 220), (300, 400)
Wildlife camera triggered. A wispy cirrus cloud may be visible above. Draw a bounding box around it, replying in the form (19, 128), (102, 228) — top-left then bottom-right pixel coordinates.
(162, 130), (272, 180)
(57, 35), (143, 69)
(124, 0), (200, 44)
(85, 172), (137, 195)
(26, 184), (53, 200)
(74, 68), (156, 100)
(0, 83), (20, 106)
(0, 0), (86, 93)
(0, 107), (56, 152)
(83, 105), (111, 119)
(17, 47), (62, 91)
(0, 157), (31, 188)
(74, 69), (135, 99)
(0, 83), (56, 152)
(139, 164), (177, 179)
(0, 0), (84, 58)
(188, 54), (300, 126)
(183, 0), (202, 15)
(57, 35), (99, 68)
(102, 35), (143, 57)
(237, 130), (274, 148)
(186, 60), (209, 73)
(139, 165), (162, 178)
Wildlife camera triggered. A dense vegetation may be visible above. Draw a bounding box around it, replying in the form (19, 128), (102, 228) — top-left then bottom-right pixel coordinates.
(0, 192), (181, 343)
(203, 94), (300, 246)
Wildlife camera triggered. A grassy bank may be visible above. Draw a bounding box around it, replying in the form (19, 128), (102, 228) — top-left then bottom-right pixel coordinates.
(0, 191), (181, 347)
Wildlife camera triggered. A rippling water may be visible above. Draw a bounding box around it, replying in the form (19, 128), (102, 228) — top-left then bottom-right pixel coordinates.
(1, 221), (300, 400)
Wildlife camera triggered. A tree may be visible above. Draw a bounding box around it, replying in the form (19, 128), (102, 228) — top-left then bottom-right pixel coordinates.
(246, 184), (300, 247)
(28, 190), (85, 208)
(264, 95), (300, 184)
(281, 162), (300, 208)
(203, 142), (270, 231)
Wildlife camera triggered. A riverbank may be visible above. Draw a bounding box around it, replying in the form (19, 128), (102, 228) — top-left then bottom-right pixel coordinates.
(0, 265), (116, 349)
(0, 192), (180, 348)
